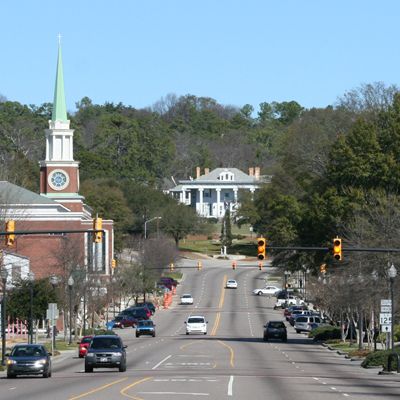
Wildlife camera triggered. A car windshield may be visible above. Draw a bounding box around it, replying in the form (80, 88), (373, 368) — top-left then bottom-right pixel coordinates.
(90, 337), (121, 349)
(12, 346), (46, 357)
(81, 337), (92, 344)
(296, 317), (308, 323)
(139, 321), (154, 326)
(188, 317), (204, 323)
(182, 295), (192, 298)
(268, 322), (285, 329)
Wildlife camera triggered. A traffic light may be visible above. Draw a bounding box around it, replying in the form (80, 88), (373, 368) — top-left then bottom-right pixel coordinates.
(320, 264), (327, 274)
(5, 220), (15, 247)
(197, 261), (202, 271)
(93, 217), (103, 243)
(232, 261), (237, 270)
(111, 259), (117, 269)
(169, 262), (174, 272)
(257, 237), (266, 260)
(333, 237), (342, 261)
(258, 261), (263, 270)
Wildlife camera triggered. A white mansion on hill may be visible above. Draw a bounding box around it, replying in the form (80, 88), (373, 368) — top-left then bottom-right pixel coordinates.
(166, 167), (271, 219)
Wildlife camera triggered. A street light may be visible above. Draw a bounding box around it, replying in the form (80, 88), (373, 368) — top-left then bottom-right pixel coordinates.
(27, 272), (35, 344)
(284, 270), (290, 302)
(144, 217), (162, 239)
(68, 275), (74, 345)
(1, 268), (8, 366)
(388, 264), (397, 351)
(49, 275), (59, 352)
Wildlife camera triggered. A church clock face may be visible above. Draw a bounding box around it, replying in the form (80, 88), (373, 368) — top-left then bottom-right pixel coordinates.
(48, 169), (69, 190)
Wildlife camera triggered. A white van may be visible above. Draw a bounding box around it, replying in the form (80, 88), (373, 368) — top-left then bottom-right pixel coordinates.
(294, 315), (322, 333)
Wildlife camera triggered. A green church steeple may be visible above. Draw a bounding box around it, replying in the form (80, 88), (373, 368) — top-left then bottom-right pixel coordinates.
(52, 42), (68, 122)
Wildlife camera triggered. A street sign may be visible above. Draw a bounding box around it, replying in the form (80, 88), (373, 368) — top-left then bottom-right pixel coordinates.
(380, 313), (392, 325)
(46, 303), (59, 321)
(381, 299), (392, 306)
(380, 306), (392, 313)
(381, 324), (392, 332)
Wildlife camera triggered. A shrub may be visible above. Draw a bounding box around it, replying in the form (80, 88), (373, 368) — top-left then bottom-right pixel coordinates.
(309, 325), (341, 341)
(361, 347), (400, 370)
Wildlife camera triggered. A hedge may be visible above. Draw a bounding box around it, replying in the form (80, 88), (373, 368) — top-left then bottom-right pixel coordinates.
(309, 325), (341, 341)
(361, 347), (400, 370)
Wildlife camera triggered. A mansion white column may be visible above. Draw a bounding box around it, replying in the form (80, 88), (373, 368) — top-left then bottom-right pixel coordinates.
(198, 188), (204, 216)
(216, 188), (221, 218)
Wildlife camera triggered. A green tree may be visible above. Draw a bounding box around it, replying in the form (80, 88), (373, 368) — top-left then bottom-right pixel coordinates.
(220, 209), (233, 248)
(160, 202), (202, 245)
(7, 279), (58, 329)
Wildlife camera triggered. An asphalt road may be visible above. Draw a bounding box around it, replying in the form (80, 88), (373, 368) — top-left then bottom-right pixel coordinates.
(1, 258), (400, 399)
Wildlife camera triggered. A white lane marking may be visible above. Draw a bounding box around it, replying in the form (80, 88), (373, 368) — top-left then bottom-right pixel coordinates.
(331, 387), (337, 390)
(139, 392), (209, 396)
(228, 375), (234, 396)
(152, 354), (172, 370)
(313, 377), (319, 381)
(343, 394), (350, 397)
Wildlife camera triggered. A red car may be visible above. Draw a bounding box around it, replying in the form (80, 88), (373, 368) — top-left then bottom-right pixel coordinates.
(78, 336), (93, 358)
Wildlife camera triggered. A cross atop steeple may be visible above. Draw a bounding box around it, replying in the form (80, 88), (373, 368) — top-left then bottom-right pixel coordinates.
(51, 38), (68, 123)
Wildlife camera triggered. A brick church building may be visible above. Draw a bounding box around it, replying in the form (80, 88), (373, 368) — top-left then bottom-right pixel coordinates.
(0, 44), (114, 285)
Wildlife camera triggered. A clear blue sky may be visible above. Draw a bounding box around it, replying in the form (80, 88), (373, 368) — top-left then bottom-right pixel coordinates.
(1, 0), (399, 114)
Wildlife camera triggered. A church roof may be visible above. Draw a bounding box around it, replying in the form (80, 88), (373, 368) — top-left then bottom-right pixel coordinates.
(0, 181), (56, 205)
(52, 42), (68, 123)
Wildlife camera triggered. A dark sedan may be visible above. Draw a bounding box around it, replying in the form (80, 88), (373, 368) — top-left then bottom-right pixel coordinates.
(263, 321), (287, 342)
(84, 335), (127, 372)
(6, 344), (52, 378)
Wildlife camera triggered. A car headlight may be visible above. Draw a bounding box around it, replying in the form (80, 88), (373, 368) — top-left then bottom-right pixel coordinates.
(35, 359), (48, 366)
(6, 359), (16, 365)
(111, 352), (122, 356)
(85, 352), (95, 358)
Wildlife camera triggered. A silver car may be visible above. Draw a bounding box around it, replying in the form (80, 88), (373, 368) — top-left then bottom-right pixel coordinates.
(294, 315), (322, 333)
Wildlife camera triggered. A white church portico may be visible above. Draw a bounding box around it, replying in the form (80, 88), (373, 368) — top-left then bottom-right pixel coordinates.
(167, 167), (271, 219)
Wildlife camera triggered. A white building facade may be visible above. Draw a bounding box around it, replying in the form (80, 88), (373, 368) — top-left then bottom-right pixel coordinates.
(168, 167), (271, 219)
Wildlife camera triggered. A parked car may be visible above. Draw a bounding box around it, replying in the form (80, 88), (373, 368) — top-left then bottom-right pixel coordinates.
(274, 296), (304, 309)
(226, 279), (238, 289)
(263, 321), (287, 342)
(6, 344), (52, 378)
(294, 315), (323, 333)
(78, 335), (93, 358)
(121, 306), (151, 320)
(136, 302), (156, 314)
(180, 294), (194, 305)
(160, 277), (178, 286)
(253, 286), (281, 296)
(288, 310), (315, 326)
(284, 305), (308, 320)
(185, 315), (208, 335)
(109, 315), (138, 329)
(136, 320), (156, 337)
(84, 335), (127, 372)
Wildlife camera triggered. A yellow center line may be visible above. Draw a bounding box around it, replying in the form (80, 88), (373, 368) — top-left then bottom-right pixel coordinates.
(180, 340), (204, 350)
(120, 377), (153, 400)
(218, 275), (228, 309)
(69, 377), (128, 400)
(211, 312), (220, 336)
(210, 275), (227, 336)
(217, 340), (235, 368)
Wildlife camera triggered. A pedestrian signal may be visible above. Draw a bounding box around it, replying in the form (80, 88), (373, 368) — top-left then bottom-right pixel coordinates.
(5, 220), (15, 247)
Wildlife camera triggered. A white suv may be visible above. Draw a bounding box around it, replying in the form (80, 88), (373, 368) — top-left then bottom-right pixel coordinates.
(185, 316), (208, 335)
